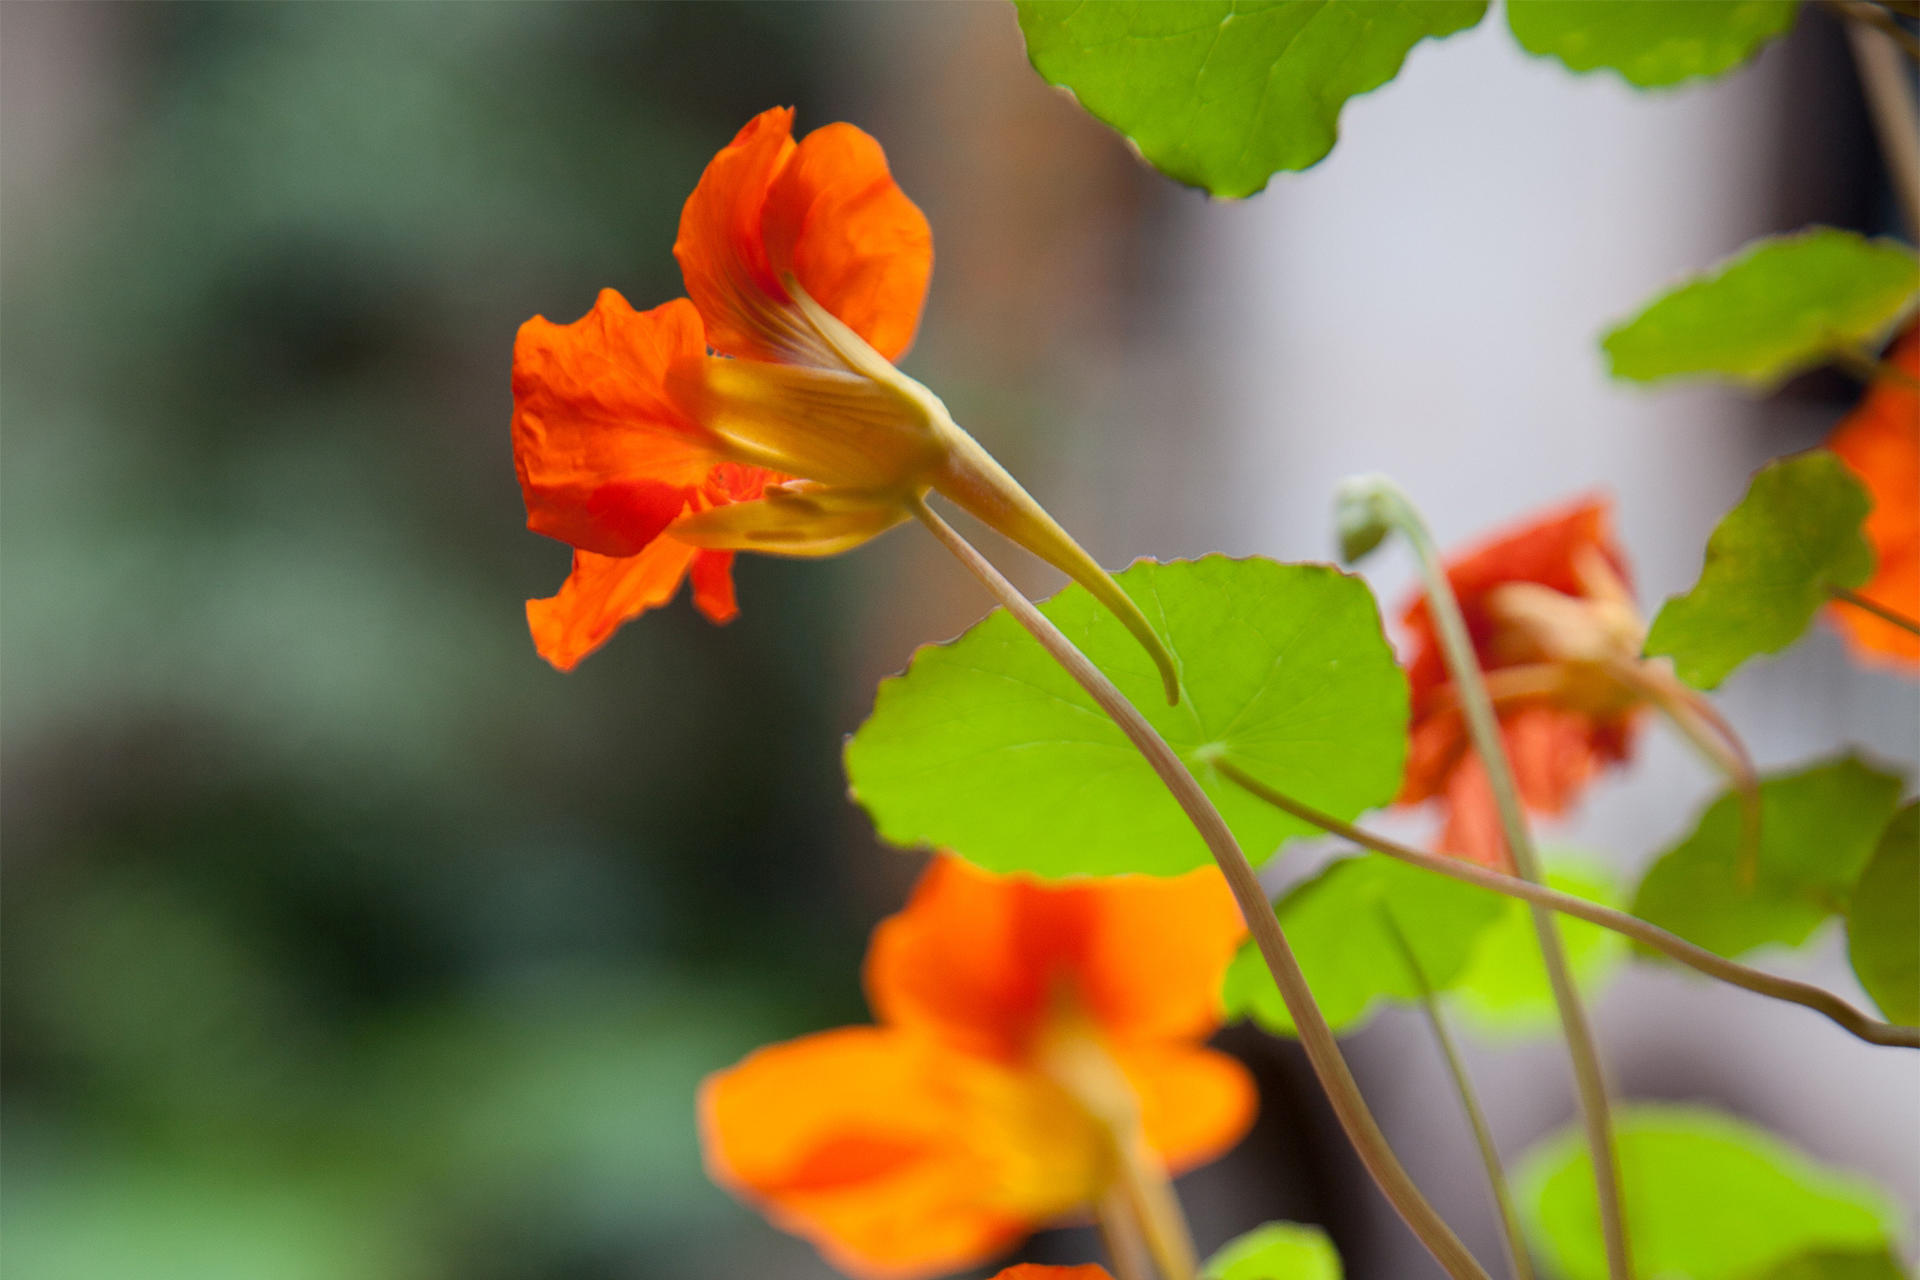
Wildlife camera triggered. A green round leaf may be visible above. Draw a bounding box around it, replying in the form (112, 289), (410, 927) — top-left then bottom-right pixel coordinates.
(1517, 1105), (1904, 1280)
(845, 557), (1410, 877)
(1222, 853), (1505, 1036)
(1508, 0), (1800, 88)
(1632, 756), (1906, 962)
(1203, 1222), (1343, 1280)
(1602, 228), (1920, 388)
(1645, 451), (1875, 690)
(1449, 855), (1626, 1037)
(1014, 1), (1488, 198)
(1848, 802), (1919, 1026)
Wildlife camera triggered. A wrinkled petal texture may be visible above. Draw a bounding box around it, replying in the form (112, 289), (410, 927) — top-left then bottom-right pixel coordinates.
(676, 107), (932, 364)
(1826, 327), (1920, 670)
(699, 1027), (1104, 1280)
(513, 292), (719, 556)
(1397, 499), (1639, 866)
(525, 463), (771, 670)
(866, 857), (1246, 1061)
(525, 540), (735, 672)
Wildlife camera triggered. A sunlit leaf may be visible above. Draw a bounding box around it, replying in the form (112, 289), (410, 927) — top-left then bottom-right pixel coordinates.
(1602, 228), (1920, 387)
(1449, 855), (1626, 1037)
(1848, 802), (1920, 1026)
(1518, 1105), (1903, 1280)
(1631, 756), (1906, 960)
(1507, 0), (1800, 88)
(1645, 452), (1874, 689)
(1014, 0), (1487, 198)
(846, 558), (1409, 877)
(1202, 1221), (1342, 1280)
(1222, 854), (1504, 1036)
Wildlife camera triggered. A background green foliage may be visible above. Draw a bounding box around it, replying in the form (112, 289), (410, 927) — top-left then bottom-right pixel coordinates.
(1506, 0), (1801, 87)
(1015, 0), (1486, 197)
(1517, 1106), (1905, 1280)
(1646, 451), (1875, 689)
(1602, 229), (1920, 388)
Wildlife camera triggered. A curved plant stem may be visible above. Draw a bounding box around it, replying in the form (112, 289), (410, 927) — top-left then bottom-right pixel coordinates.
(1826, 0), (1920, 63)
(1099, 1192), (1155, 1280)
(1845, 12), (1920, 234)
(1833, 586), (1920, 636)
(1215, 760), (1920, 1051)
(1379, 907), (1537, 1280)
(1359, 481), (1633, 1280)
(910, 495), (1491, 1280)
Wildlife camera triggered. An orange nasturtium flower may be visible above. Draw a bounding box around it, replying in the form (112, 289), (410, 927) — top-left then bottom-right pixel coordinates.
(1397, 498), (1647, 870)
(700, 855), (1255, 1278)
(1824, 326), (1920, 672)
(512, 107), (1175, 692)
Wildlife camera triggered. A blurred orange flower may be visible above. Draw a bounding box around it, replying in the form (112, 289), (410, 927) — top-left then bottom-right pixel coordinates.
(512, 108), (1175, 691)
(1824, 327), (1920, 673)
(699, 855), (1254, 1279)
(1398, 498), (1645, 870)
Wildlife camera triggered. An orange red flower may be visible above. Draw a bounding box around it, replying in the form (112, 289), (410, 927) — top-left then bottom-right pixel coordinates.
(1824, 326), (1920, 673)
(512, 108), (1177, 693)
(1397, 498), (1646, 870)
(699, 855), (1254, 1278)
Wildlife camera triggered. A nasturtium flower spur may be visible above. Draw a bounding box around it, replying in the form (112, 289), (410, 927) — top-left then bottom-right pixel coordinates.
(1397, 499), (1648, 870)
(699, 855), (1255, 1278)
(1825, 326), (1919, 672)
(513, 107), (1178, 694)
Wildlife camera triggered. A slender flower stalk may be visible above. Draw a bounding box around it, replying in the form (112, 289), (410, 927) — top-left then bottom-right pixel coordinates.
(1215, 758), (1919, 1050)
(1378, 907), (1536, 1280)
(1338, 477), (1633, 1280)
(1832, 586), (1920, 636)
(910, 495), (1491, 1280)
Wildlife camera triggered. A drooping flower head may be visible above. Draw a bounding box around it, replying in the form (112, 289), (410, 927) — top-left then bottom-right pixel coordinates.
(699, 855), (1255, 1278)
(1397, 498), (1645, 869)
(1825, 326), (1919, 673)
(512, 108), (1178, 696)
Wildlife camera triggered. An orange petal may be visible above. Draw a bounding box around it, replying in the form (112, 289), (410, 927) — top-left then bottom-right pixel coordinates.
(1826, 328), (1920, 670)
(764, 122), (933, 363)
(700, 1026), (1104, 1279)
(512, 292), (719, 556)
(1401, 497), (1628, 701)
(525, 538), (702, 672)
(1425, 704), (1634, 869)
(1113, 1043), (1258, 1173)
(866, 857), (1244, 1060)
(676, 108), (932, 365)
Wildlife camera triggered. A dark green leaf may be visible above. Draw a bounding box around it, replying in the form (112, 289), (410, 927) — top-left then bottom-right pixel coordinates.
(1518, 1105), (1902, 1280)
(1632, 756), (1906, 960)
(1202, 1222), (1342, 1280)
(1756, 1250), (1912, 1280)
(1508, 0), (1800, 88)
(1645, 451), (1874, 689)
(1449, 855), (1626, 1037)
(1222, 853), (1504, 1035)
(1602, 228), (1920, 387)
(846, 558), (1409, 877)
(1014, 1), (1488, 198)
(1848, 802), (1920, 1026)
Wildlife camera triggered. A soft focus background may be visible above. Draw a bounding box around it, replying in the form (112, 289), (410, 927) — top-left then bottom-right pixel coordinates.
(3, 4), (1915, 1279)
